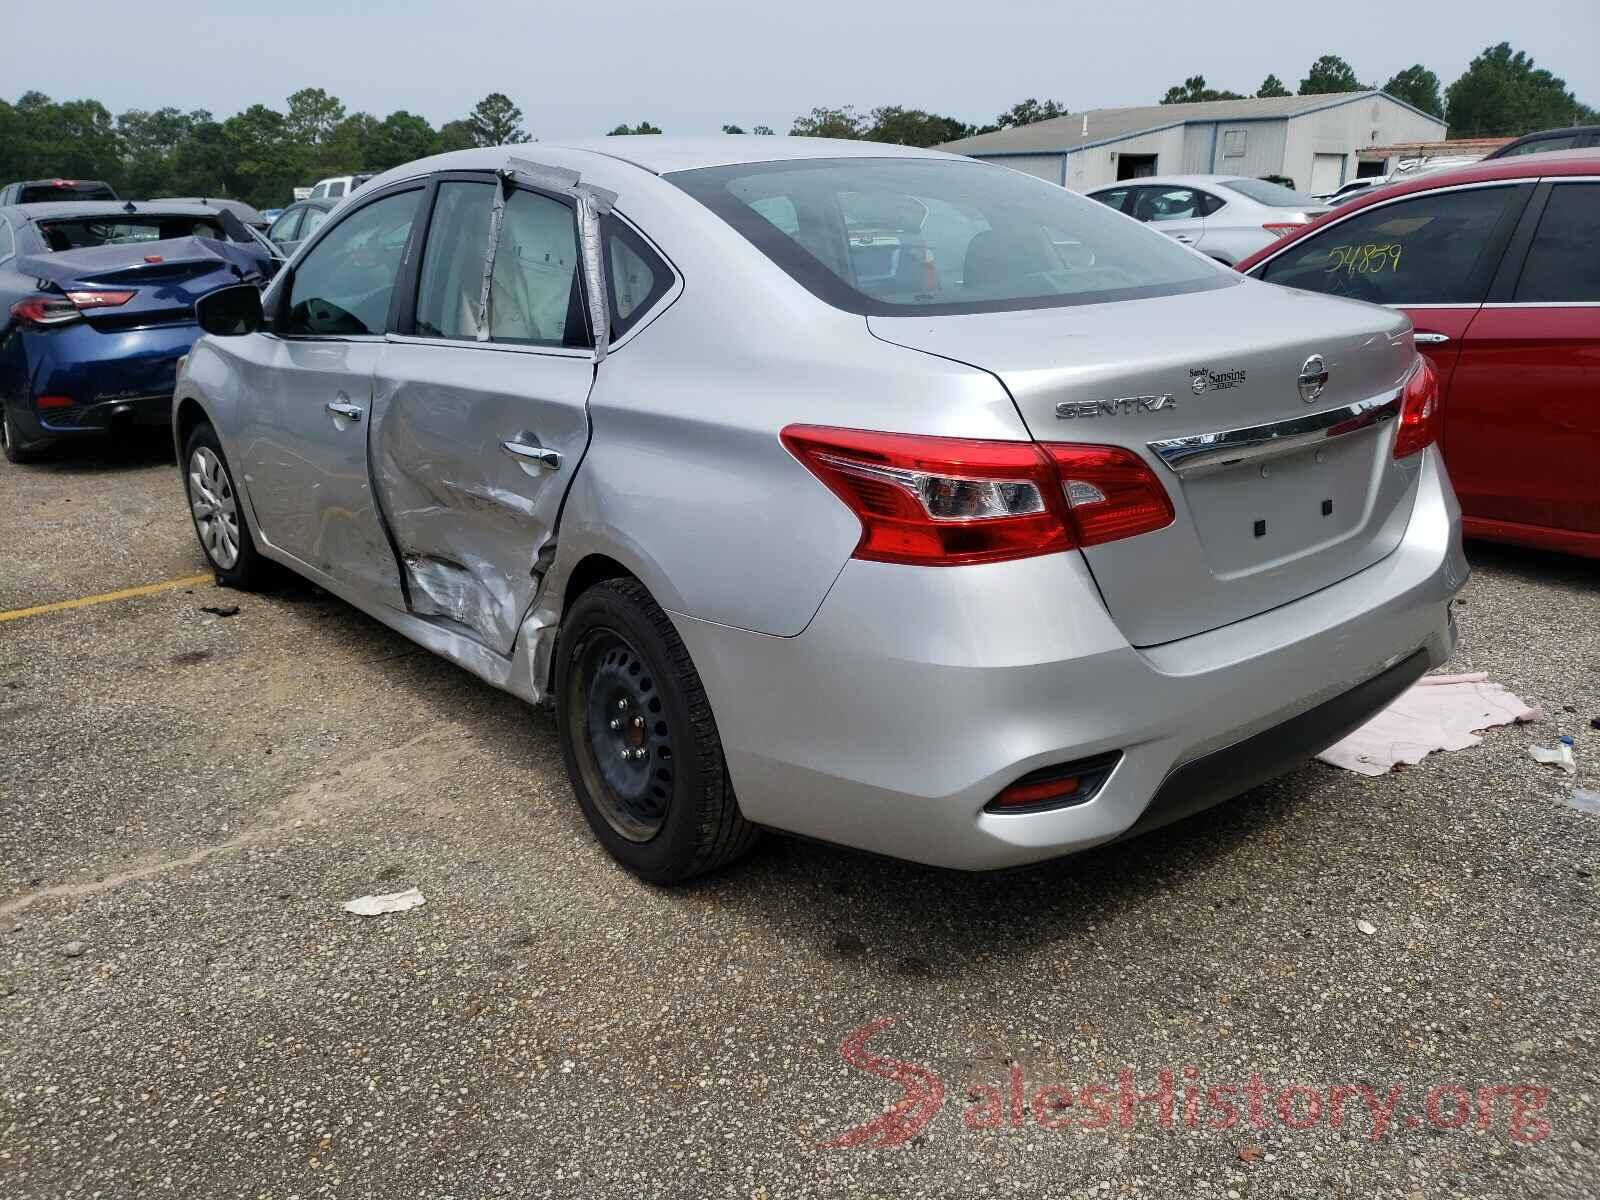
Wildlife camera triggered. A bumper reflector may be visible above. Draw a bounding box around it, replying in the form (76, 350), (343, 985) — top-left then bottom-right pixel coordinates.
(987, 752), (1121, 814)
(35, 395), (75, 410)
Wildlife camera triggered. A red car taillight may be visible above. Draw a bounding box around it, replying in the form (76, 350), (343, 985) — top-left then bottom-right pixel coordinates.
(1261, 221), (1305, 238)
(9, 290), (134, 328)
(780, 425), (1174, 566)
(1392, 356), (1440, 460)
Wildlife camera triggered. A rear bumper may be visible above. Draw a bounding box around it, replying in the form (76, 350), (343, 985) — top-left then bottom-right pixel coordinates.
(8, 323), (197, 441)
(671, 446), (1467, 871)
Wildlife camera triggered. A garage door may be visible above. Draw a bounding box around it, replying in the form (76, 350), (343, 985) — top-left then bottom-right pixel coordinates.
(1311, 154), (1345, 194)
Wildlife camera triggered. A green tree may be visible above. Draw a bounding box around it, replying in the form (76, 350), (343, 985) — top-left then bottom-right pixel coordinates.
(367, 110), (437, 171)
(721, 123), (745, 134)
(607, 121), (663, 135)
(1382, 65), (1443, 117)
(789, 106), (866, 138)
(996, 98), (1067, 128)
(320, 112), (374, 174)
(1299, 55), (1364, 95)
(433, 119), (478, 154)
(468, 93), (527, 145)
(284, 87), (345, 148)
(221, 103), (301, 207)
(751, 125), (774, 136)
(1444, 42), (1595, 136)
(1256, 74), (1291, 98)
(864, 106), (971, 147)
(1162, 76), (1245, 104)
(164, 118), (230, 197)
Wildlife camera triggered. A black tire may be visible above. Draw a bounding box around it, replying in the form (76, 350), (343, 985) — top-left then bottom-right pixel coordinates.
(555, 577), (758, 883)
(1, 405), (45, 464)
(182, 422), (274, 590)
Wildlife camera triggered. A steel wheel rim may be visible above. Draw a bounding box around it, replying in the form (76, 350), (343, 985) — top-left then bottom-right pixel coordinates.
(567, 627), (674, 843)
(188, 446), (241, 569)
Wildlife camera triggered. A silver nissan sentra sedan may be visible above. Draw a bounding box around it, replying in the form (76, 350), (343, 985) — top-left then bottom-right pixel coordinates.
(174, 137), (1467, 882)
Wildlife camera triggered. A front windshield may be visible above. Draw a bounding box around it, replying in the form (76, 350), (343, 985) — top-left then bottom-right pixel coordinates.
(1222, 178), (1323, 208)
(669, 157), (1232, 316)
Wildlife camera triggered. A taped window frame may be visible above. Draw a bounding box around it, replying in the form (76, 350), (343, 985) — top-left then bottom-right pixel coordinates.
(477, 155), (618, 362)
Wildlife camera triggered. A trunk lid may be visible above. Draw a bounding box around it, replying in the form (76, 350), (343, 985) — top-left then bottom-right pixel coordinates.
(19, 236), (268, 329)
(868, 278), (1420, 646)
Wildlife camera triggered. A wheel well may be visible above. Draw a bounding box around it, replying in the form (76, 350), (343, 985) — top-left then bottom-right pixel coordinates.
(561, 554), (637, 616)
(173, 396), (209, 453)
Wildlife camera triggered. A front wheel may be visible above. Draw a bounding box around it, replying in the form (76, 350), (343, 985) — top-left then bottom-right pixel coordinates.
(555, 577), (757, 883)
(183, 423), (273, 589)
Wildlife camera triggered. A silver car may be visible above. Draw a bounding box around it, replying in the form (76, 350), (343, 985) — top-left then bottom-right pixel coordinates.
(174, 138), (1466, 882)
(1084, 174), (1330, 264)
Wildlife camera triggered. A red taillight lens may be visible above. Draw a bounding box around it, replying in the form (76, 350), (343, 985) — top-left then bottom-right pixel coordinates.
(35, 395), (75, 410)
(780, 426), (1173, 566)
(1262, 221), (1305, 238)
(9, 290), (134, 328)
(1041, 444), (1176, 547)
(1393, 356), (1439, 459)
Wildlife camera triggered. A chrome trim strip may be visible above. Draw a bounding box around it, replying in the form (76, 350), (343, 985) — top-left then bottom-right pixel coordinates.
(1148, 388), (1402, 478)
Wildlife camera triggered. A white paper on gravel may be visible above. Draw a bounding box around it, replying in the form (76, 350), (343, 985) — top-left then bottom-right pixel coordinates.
(1316, 672), (1539, 777)
(342, 888), (426, 917)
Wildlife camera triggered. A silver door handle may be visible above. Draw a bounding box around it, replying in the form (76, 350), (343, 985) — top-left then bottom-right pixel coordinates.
(500, 440), (562, 470)
(325, 402), (364, 421)
(1414, 332), (1450, 345)
(1170, 233), (1197, 243)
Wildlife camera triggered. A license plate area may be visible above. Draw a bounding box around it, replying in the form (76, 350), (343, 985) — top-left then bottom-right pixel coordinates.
(1183, 429), (1382, 578)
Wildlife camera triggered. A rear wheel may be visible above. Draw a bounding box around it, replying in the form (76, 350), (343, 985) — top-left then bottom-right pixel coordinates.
(183, 423), (273, 589)
(555, 577), (757, 883)
(1, 405), (45, 464)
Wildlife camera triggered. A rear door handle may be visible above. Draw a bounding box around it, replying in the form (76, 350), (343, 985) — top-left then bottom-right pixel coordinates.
(1170, 233), (1197, 244)
(325, 402), (364, 421)
(501, 439), (562, 471)
(1414, 332), (1451, 345)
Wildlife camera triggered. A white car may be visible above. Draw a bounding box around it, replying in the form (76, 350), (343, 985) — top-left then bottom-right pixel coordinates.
(306, 173), (373, 201)
(1085, 175), (1329, 264)
(1314, 175), (1390, 205)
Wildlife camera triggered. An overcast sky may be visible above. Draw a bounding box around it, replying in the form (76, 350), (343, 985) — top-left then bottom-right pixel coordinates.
(4, 0), (1595, 136)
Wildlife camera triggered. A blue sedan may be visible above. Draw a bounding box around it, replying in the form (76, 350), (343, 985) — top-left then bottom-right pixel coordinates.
(0, 201), (274, 462)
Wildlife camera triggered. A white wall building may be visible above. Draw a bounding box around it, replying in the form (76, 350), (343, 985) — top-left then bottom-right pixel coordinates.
(938, 92), (1448, 193)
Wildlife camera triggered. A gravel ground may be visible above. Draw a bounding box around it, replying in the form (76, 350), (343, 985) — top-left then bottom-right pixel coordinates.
(1, 441), (1597, 1199)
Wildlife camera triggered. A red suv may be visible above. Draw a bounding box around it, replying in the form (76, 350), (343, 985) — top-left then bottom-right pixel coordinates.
(1236, 150), (1600, 558)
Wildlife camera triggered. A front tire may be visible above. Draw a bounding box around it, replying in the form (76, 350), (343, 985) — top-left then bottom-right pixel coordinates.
(555, 577), (757, 883)
(183, 423), (273, 589)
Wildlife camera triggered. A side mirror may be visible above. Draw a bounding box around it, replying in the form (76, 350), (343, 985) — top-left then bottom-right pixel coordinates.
(195, 283), (263, 336)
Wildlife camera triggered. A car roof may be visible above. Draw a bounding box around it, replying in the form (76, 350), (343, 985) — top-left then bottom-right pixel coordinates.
(361, 136), (957, 194)
(1324, 147), (1600, 203)
(0, 200), (227, 223)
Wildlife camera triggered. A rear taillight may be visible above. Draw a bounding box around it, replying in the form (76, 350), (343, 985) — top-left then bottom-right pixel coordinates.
(35, 395), (74, 410)
(988, 753), (1120, 813)
(780, 425), (1173, 566)
(1393, 356), (1440, 459)
(9, 290), (134, 328)
(1261, 221), (1305, 238)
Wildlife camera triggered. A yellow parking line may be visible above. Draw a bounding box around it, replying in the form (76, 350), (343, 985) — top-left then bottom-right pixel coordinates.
(0, 572), (215, 624)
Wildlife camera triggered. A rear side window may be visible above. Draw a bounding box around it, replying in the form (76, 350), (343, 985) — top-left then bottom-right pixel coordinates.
(328, 181), (346, 198)
(1221, 178), (1321, 208)
(670, 157), (1228, 316)
(282, 188), (420, 336)
(413, 180), (586, 348)
(1131, 187), (1202, 222)
(606, 220), (672, 336)
(1256, 186), (1519, 304)
(1089, 188), (1131, 213)
(301, 207), (330, 239)
(1514, 183), (1600, 302)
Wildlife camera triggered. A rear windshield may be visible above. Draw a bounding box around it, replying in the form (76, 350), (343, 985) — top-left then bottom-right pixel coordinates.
(36, 216), (226, 251)
(668, 157), (1232, 316)
(1222, 178), (1324, 208)
(19, 182), (117, 204)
